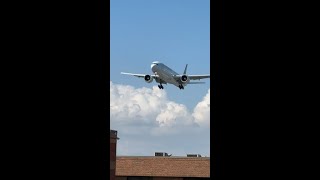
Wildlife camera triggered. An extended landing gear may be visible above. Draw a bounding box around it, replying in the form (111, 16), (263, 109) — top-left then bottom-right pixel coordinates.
(178, 84), (184, 90)
(158, 84), (164, 89)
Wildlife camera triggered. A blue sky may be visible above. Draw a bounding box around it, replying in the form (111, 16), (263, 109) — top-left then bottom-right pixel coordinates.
(111, 0), (210, 156)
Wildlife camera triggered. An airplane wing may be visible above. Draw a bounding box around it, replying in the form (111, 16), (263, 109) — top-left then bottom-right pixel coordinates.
(121, 72), (167, 84)
(174, 74), (210, 80)
(121, 72), (159, 78)
(188, 82), (206, 84)
(188, 74), (210, 80)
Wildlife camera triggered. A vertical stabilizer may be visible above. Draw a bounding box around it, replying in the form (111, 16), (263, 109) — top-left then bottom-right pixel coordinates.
(183, 64), (188, 74)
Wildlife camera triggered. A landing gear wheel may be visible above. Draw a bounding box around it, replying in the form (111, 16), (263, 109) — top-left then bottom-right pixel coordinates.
(158, 84), (164, 89)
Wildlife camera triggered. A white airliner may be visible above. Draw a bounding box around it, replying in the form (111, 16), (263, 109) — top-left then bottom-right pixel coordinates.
(121, 61), (210, 90)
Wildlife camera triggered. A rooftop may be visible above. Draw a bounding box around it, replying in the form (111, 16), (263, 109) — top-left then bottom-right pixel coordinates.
(110, 130), (118, 139)
(116, 156), (210, 178)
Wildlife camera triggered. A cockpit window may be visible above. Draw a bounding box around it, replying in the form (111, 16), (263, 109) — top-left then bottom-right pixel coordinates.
(152, 61), (160, 65)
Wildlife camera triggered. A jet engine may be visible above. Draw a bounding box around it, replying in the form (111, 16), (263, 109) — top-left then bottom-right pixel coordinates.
(181, 75), (190, 84)
(144, 75), (153, 83)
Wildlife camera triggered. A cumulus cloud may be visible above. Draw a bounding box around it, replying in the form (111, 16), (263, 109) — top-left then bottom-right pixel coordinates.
(110, 81), (209, 129)
(192, 89), (210, 127)
(110, 81), (210, 156)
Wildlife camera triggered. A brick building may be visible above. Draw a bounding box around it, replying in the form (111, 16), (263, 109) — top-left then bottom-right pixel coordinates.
(110, 130), (119, 180)
(116, 155), (210, 180)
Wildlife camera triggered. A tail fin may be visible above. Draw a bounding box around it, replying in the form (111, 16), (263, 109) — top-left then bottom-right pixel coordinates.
(183, 64), (188, 74)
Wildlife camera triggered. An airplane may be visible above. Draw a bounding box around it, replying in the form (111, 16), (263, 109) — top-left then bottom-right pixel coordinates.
(121, 61), (210, 90)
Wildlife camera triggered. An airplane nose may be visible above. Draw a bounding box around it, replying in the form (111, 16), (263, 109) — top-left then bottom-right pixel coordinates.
(151, 64), (156, 70)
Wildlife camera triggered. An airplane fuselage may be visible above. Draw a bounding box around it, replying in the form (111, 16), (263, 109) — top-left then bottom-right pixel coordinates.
(151, 62), (182, 87)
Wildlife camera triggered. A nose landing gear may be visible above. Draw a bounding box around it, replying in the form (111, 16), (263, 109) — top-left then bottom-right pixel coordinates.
(178, 84), (184, 90)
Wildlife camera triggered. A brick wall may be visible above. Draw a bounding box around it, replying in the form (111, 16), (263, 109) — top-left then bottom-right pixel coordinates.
(116, 177), (202, 180)
(110, 130), (118, 180)
(153, 177), (183, 180)
(116, 157), (210, 178)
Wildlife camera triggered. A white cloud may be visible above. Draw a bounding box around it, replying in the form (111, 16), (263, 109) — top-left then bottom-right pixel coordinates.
(110, 81), (201, 128)
(110, 81), (210, 156)
(192, 89), (210, 127)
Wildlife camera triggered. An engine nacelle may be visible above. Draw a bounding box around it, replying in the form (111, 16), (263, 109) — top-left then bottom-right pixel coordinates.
(144, 75), (153, 83)
(181, 75), (190, 84)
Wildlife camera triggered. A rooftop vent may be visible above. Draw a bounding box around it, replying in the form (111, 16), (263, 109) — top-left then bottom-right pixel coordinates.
(155, 152), (171, 157)
(110, 130), (119, 139)
(187, 154), (202, 157)
(110, 130), (117, 136)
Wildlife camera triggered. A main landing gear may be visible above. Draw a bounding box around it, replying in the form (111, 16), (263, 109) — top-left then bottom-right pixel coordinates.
(158, 84), (164, 89)
(178, 84), (184, 90)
